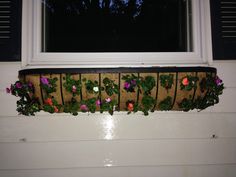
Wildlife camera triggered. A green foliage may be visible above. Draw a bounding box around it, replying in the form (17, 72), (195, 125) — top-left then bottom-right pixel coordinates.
(160, 74), (174, 90)
(8, 81), (40, 116)
(194, 74), (224, 110)
(179, 97), (194, 112)
(63, 74), (81, 97)
(103, 77), (119, 96)
(64, 98), (79, 116)
(8, 73), (224, 116)
(159, 96), (172, 111)
(100, 98), (118, 115)
(140, 76), (156, 95)
(141, 95), (156, 115)
(80, 98), (97, 113)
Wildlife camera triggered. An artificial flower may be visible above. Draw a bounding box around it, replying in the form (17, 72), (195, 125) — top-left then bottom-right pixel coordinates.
(96, 99), (101, 106)
(93, 86), (99, 93)
(182, 77), (189, 86)
(124, 82), (130, 89)
(44, 98), (53, 106)
(215, 76), (223, 86)
(72, 85), (77, 93)
(15, 82), (22, 89)
(40, 77), (49, 85)
(80, 104), (88, 111)
(105, 97), (111, 103)
(127, 102), (134, 111)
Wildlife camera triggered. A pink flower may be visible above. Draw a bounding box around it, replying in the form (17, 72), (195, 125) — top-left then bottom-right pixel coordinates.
(131, 79), (136, 85)
(72, 85), (77, 93)
(28, 82), (33, 88)
(6, 87), (11, 94)
(40, 77), (49, 85)
(182, 77), (189, 86)
(80, 104), (88, 111)
(124, 82), (130, 89)
(105, 98), (111, 103)
(215, 76), (222, 86)
(96, 100), (101, 106)
(15, 82), (22, 89)
(54, 106), (59, 113)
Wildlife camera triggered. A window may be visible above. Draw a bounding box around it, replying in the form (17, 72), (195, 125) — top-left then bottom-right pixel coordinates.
(22, 0), (212, 67)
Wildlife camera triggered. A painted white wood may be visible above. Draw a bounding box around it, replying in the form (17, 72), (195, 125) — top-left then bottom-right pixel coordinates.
(0, 164), (235, 177)
(0, 113), (236, 143)
(0, 139), (236, 169)
(21, 0), (212, 68)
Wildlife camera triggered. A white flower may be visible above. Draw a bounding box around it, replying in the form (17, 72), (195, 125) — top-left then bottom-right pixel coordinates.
(93, 86), (99, 93)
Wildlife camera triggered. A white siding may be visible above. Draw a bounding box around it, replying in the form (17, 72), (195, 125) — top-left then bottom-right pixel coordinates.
(0, 62), (236, 177)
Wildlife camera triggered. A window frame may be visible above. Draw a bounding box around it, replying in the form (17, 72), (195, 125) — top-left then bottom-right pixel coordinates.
(22, 0), (213, 68)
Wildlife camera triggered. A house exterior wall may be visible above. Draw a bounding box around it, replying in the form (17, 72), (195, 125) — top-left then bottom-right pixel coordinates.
(0, 61), (236, 177)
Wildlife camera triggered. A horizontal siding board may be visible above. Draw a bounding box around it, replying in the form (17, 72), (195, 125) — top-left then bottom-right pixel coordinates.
(0, 113), (236, 142)
(0, 139), (236, 169)
(0, 164), (236, 177)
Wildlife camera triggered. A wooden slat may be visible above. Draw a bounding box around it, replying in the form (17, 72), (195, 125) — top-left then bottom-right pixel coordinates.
(0, 139), (236, 169)
(0, 164), (236, 177)
(1, 113), (236, 142)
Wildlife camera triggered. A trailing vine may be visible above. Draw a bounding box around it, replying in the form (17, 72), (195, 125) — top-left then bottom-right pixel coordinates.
(40, 76), (61, 113)
(160, 74), (174, 91)
(159, 96), (173, 111)
(7, 71), (224, 116)
(103, 77), (119, 96)
(6, 81), (40, 116)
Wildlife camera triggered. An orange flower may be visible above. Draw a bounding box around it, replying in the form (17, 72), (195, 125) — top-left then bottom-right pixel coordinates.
(127, 103), (134, 111)
(54, 106), (59, 113)
(182, 77), (189, 86)
(44, 98), (53, 106)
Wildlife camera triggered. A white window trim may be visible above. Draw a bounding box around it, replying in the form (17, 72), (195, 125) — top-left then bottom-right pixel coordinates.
(22, 0), (213, 68)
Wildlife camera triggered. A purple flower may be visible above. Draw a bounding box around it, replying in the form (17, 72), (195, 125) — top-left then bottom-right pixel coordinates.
(215, 76), (222, 86)
(6, 87), (11, 94)
(131, 79), (136, 85)
(40, 77), (49, 85)
(15, 82), (22, 89)
(28, 82), (33, 88)
(96, 100), (101, 106)
(124, 82), (130, 89)
(80, 104), (88, 111)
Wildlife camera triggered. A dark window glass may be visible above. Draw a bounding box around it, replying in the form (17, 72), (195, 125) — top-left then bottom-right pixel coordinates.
(42, 0), (192, 52)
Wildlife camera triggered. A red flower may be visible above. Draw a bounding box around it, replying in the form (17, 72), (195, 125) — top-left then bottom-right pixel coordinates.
(127, 103), (134, 111)
(44, 98), (53, 106)
(182, 77), (189, 86)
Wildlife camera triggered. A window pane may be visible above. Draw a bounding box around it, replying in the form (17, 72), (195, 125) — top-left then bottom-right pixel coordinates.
(42, 0), (192, 52)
